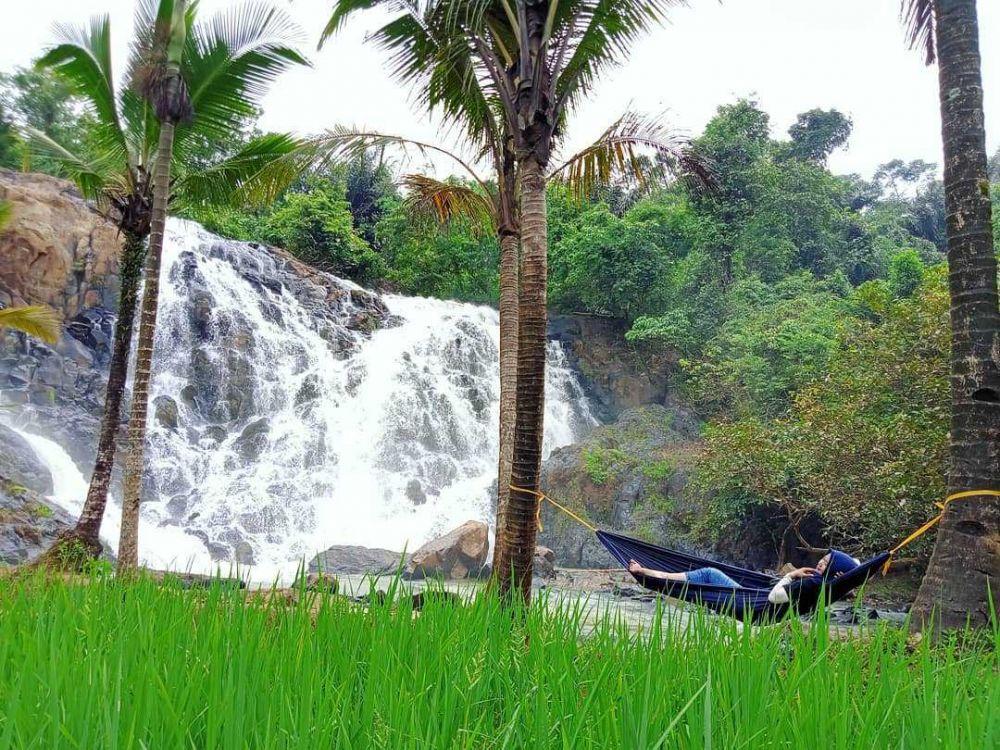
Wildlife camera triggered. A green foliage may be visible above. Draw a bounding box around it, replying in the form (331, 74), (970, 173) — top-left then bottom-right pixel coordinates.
(694, 268), (949, 556)
(0, 66), (95, 174)
(376, 200), (499, 302)
(581, 446), (629, 485)
(548, 188), (698, 321)
(0, 574), (995, 748)
(888, 249), (925, 298)
(682, 274), (853, 418)
(785, 108), (853, 163)
(261, 180), (384, 284)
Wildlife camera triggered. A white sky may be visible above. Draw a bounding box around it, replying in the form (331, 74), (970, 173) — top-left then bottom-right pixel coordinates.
(1, 0), (998, 180)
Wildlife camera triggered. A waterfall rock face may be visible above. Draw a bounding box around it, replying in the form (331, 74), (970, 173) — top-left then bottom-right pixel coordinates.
(0, 181), (597, 575)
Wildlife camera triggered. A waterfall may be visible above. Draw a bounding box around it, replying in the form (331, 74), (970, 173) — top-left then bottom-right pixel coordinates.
(62, 219), (597, 578)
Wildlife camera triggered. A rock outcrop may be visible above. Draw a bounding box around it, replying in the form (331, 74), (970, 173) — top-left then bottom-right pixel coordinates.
(0, 171), (122, 317)
(0, 476), (74, 565)
(537, 402), (783, 572)
(308, 544), (403, 575)
(548, 315), (679, 421)
(404, 520), (489, 580)
(537, 404), (703, 569)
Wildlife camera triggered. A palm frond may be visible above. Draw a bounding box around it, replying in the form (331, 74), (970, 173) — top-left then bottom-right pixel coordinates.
(37, 15), (121, 130)
(0, 306), (62, 345)
(174, 131), (303, 208)
(19, 127), (119, 201)
(548, 111), (713, 200)
(302, 126), (492, 194)
(401, 173), (497, 231)
(549, 1), (685, 114)
(901, 0), (935, 64)
(36, 14), (133, 171)
(324, 1), (503, 156)
(321, 0), (391, 47)
(174, 1), (308, 154)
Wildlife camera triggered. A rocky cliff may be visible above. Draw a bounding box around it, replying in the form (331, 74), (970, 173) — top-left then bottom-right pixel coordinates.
(0, 171), (122, 316)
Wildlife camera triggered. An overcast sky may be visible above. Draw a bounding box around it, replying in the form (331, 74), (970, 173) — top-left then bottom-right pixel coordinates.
(2, 0), (998, 180)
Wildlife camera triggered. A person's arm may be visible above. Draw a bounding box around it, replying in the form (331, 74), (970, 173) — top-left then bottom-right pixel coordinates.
(768, 567), (817, 604)
(627, 559), (684, 582)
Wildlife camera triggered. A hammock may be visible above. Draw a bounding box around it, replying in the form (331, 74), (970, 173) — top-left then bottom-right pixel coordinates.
(597, 530), (890, 624)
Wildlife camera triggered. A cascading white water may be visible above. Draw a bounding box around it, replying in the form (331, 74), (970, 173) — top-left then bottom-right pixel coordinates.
(97, 219), (596, 578)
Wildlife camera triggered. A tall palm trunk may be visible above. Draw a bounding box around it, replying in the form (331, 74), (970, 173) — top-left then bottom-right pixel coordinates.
(492, 144), (519, 584)
(75, 231), (147, 546)
(911, 0), (1000, 630)
(492, 227), (519, 581)
(118, 121), (176, 571)
(498, 158), (547, 601)
(32, 230), (147, 567)
(118, 1), (189, 571)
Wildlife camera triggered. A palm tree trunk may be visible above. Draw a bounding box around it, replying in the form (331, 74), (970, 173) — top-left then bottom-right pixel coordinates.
(75, 231), (147, 545)
(498, 158), (547, 601)
(31, 230), (146, 568)
(117, 120), (176, 572)
(911, 0), (1000, 630)
(492, 227), (519, 584)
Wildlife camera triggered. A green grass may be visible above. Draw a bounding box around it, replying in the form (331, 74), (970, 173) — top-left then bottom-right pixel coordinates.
(0, 573), (996, 749)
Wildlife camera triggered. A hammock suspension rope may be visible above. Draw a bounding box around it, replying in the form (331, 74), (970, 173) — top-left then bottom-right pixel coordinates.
(510, 484), (998, 578)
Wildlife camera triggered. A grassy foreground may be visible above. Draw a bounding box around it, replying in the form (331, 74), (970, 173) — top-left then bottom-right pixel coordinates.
(0, 573), (996, 749)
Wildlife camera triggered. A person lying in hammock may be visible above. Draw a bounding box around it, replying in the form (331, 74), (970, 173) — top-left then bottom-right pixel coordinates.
(627, 550), (861, 604)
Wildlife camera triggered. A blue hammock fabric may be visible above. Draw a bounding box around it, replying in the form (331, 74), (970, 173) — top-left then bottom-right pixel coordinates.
(597, 530), (890, 624)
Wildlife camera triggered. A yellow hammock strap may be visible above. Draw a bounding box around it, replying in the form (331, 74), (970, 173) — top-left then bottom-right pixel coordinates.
(509, 485), (598, 534)
(881, 489), (1000, 575)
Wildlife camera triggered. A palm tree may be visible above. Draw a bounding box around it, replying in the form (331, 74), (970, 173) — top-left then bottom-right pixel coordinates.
(324, 1), (693, 599)
(902, 0), (999, 630)
(116, 0), (191, 571)
(314, 113), (696, 585)
(0, 201), (63, 344)
(29, 0), (307, 566)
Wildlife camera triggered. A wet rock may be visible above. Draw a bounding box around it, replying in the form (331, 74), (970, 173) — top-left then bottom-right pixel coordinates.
(533, 546), (556, 579)
(295, 375), (321, 407)
(235, 418), (269, 461)
(0, 476), (74, 565)
(0, 424), (53, 495)
(154, 395), (179, 430)
(548, 315), (680, 421)
(404, 520), (489, 580)
(308, 545), (403, 575)
(405, 479), (427, 506)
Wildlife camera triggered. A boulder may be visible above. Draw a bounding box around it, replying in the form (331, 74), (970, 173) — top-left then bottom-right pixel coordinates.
(305, 572), (339, 594)
(308, 545), (403, 575)
(404, 520), (489, 580)
(154, 395), (179, 430)
(533, 545), (556, 579)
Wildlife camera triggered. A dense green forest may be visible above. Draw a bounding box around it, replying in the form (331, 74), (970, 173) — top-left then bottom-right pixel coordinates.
(3, 65), (997, 559)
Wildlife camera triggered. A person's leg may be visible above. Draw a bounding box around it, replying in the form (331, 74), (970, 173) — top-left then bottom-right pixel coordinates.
(684, 567), (740, 588)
